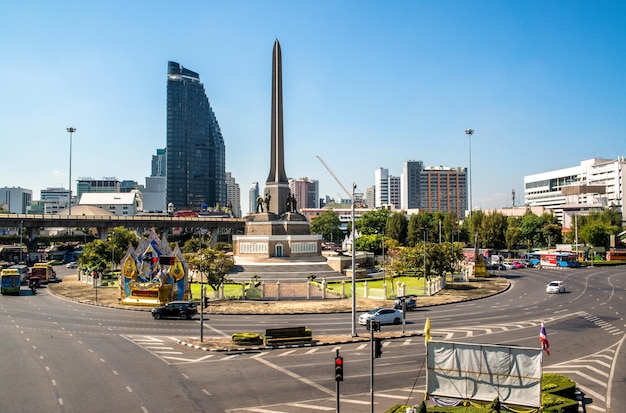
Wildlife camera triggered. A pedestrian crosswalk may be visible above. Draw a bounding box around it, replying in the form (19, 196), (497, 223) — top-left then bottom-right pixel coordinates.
(122, 335), (217, 364)
(224, 386), (426, 413)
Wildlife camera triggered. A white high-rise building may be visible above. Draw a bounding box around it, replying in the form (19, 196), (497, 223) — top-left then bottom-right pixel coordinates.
(248, 182), (259, 215)
(374, 167), (400, 209)
(524, 157), (626, 226)
(225, 172), (241, 218)
(1, 187), (32, 214)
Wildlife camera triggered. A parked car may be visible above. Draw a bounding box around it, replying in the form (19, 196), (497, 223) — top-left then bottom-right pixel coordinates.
(393, 296), (417, 311)
(502, 262), (516, 270)
(358, 307), (403, 326)
(546, 281), (565, 294)
(66, 262), (78, 269)
(512, 261), (525, 269)
(152, 301), (198, 320)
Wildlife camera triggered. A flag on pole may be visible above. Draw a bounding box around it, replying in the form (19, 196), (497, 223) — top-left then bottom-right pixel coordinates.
(540, 321), (550, 355)
(424, 316), (431, 346)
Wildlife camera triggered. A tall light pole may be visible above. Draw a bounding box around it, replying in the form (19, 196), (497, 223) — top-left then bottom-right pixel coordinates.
(19, 220), (23, 263)
(465, 128), (474, 218)
(351, 183), (357, 337)
(66, 127), (76, 216)
(422, 227), (428, 287)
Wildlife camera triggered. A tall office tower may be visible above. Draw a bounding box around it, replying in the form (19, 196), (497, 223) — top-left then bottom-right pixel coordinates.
(249, 182), (259, 215)
(225, 172), (241, 218)
(374, 168), (389, 208)
(374, 168), (400, 208)
(365, 186), (376, 208)
(401, 161), (424, 210)
(419, 166), (467, 220)
(290, 177), (319, 210)
(166, 61), (226, 210)
(389, 175), (401, 209)
(152, 148), (166, 177)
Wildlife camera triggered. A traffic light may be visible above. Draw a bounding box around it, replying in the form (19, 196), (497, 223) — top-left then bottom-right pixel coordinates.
(334, 356), (344, 381)
(374, 338), (383, 358)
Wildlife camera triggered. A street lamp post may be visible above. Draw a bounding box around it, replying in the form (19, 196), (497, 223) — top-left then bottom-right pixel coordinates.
(351, 183), (358, 337)
(465, 128), (474, 217)
(378, 227), (382, 278)
(66, 127), (76, 216)
(422, 227), (428, 294)
(20, 220), (23, 263)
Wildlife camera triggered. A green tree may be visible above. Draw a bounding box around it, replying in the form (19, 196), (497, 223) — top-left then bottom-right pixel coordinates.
(355, 208), (392, 235)
(309, 210), (344, 243)
(78, 240), (110, 274)
(355, 233), (382, 254)
(467, 210), (486, 247)
(182, 236), (211, 253)
(107, 227), (139, 270)
(186, 248), (235, 295)
(579, 221), (615, 247)
(519, 212), (543, 249)
(480, 212), (507, 249)
(407, 214), (431, 247)
(386, 211), (407, 245)
(505, 217), (522, 251)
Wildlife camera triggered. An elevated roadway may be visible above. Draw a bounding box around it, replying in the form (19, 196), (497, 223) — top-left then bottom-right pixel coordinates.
(0, 213), (246, 240)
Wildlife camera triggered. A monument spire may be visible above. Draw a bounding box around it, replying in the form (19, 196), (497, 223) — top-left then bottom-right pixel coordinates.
(266, 39), (288, 184)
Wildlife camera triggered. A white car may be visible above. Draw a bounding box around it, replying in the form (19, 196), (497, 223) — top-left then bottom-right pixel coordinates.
(546, 281), (565, 294)
(502, 262), (516, 270)
(358, 308), (403, 326)
(66, 262), (78, 269)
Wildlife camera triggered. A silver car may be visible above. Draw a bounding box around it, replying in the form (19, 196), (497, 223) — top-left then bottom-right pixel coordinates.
(546, 281), (565, 294)
(358, 307), (403, 326)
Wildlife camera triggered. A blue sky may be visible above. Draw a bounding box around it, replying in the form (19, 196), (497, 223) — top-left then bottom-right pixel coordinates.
(2, 1), (625, 214)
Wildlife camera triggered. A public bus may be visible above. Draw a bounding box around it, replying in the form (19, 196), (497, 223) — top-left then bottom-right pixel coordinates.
(31, 262), (56, 284)
(9, 264), (29, 285)
(528, 251), (580, 268)
(1, 268), (22, 295)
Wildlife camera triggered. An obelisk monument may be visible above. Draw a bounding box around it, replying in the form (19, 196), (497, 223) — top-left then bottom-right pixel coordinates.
(233, 40), (320, 259)
(263, 39), (291, 216)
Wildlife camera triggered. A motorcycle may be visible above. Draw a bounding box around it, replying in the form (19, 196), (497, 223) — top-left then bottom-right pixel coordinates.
(29, 276), (40, 295)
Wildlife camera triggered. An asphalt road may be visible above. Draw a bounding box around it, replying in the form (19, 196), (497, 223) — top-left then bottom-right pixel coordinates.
(1, 266), (624, 412)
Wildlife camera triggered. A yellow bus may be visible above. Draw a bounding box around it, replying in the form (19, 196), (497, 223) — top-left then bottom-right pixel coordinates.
(31, 262), (56, 284)
(1, 269), (22, 295)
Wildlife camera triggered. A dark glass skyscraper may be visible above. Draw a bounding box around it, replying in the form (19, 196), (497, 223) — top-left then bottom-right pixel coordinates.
(166, 61), (226, 210)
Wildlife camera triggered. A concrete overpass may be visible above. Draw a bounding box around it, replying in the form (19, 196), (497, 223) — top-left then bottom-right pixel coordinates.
(0, 213), (246, 241)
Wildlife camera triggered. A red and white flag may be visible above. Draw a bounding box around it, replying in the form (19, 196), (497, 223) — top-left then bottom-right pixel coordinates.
(540, 322), (550, 355)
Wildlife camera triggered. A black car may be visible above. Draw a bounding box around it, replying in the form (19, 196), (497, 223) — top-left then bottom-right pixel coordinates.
(152, 301), (198, 320)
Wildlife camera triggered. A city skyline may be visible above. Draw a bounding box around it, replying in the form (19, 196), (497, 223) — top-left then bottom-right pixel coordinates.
(1, 2), (625, 215)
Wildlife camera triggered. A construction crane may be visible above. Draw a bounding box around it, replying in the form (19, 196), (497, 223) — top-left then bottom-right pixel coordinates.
(316, 154), (358, 337)
(316, 155), (354, 200)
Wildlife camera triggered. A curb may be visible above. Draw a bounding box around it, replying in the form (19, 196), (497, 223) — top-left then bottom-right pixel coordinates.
(177, 332), (422, 352)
